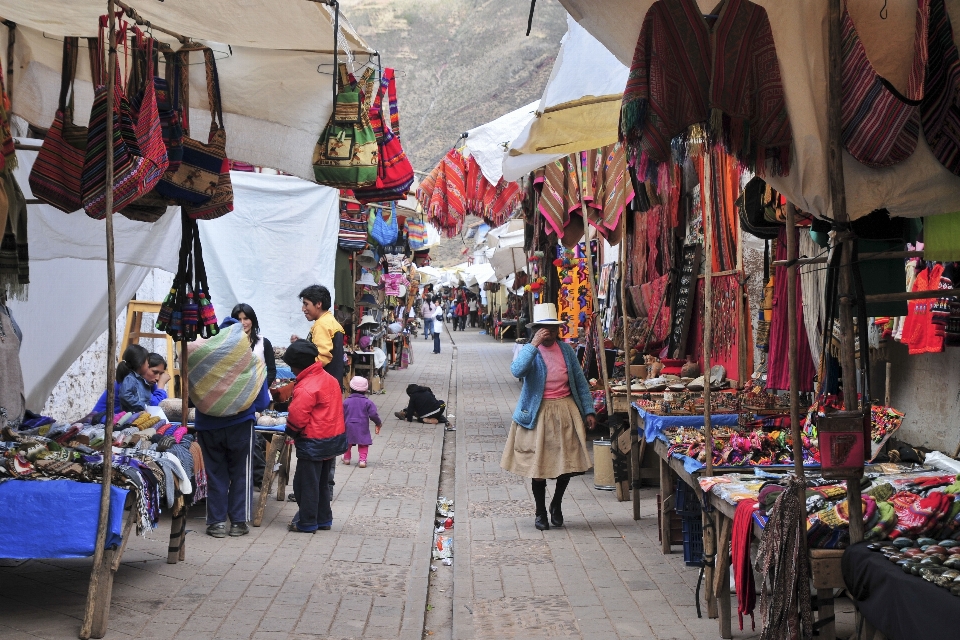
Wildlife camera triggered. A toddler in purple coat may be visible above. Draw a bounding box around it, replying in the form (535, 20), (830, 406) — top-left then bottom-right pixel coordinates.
(342, 376), (382, 468)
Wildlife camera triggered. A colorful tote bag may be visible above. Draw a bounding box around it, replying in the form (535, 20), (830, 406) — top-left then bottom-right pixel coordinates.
(28, 37), (91, 213)
(156, 48), (230, 215)
(407, 217), (427, 249)
(354, 68), (415, 204)
(313, 66), (379, 189)
(81, 18), (169, 219)
(338, 202), (369, 251)
(370, 202), (399, 246)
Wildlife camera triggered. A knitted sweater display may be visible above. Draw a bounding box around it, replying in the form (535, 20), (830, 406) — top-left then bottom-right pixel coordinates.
(620, 0), (792, 181)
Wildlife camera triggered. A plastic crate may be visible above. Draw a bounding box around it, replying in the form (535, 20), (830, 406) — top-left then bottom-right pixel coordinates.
(682, 514), (704, 567)
(674, 480), (702, 517)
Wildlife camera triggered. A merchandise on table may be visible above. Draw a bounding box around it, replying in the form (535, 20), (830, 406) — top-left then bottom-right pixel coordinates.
(662, 426), (819, 468)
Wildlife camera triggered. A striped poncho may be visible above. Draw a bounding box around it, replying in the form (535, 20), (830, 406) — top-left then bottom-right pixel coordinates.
(620, 0), (792, 180)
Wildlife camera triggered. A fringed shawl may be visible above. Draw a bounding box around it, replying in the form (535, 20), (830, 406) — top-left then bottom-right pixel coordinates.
(620, 0), (792, 178)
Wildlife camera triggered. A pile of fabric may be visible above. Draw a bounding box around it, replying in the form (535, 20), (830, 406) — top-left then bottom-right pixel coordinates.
(663, 426), (819, 468)
(417, 149), (523, 238)
(1, 426), (199, 533)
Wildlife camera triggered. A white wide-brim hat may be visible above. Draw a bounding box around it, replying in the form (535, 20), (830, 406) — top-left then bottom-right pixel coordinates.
(356, 271), (378, 287)
(358, 314), (378, 328)
(530, 302), (565, 326)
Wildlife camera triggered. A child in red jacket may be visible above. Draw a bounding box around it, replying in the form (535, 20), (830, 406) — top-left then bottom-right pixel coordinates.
(282, 340), (347, 533)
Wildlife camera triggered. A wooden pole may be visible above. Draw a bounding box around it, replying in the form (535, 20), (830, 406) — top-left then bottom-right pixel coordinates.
(701, 152), (718, 620)
(620, 237), (636, 504)
(575, 160), (612, 414)
(80, 3), (118, 637)
(736, 200), (747, 389)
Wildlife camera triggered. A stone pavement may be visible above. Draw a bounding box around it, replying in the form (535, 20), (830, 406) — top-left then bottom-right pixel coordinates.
(0, 327), (455, 640)
(0, 324), (858, 639)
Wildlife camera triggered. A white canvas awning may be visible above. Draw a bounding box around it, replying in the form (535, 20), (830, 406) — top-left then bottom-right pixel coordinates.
(555, 0), (960, 220)
(465, 101), (538, 185)
(502, 13), (629, 181)
(1, 0), (373, 181)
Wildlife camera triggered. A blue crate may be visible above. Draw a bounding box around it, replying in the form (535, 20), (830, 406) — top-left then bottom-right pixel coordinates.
(674, 480), (702, 517)
(682, 514), (704, 567)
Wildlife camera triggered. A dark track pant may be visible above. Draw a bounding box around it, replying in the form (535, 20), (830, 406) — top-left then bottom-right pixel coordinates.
(292, 457), (334, 531)
(197, 420), (254, 525)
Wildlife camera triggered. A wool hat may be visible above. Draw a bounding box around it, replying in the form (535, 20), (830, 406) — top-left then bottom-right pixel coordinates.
(282, 339), (319, 371)
(349, 376), (369, 392)
(358, 335), (372, 350)
(530, 303), (564, 326)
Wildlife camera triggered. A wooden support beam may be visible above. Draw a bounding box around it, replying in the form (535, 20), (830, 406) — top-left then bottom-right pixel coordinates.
(772, 250), (924, 267)
(864, 287), (960, 304)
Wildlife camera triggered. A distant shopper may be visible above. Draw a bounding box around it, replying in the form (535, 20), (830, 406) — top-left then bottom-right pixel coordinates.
(283, 340), (347, 532)
(91, 345), (169, 415)
(421, 295), (437, 340)
(342, 376), (382, 468)
(299, 284), (345, 388)
(501, 303), (595, 531)
(456, 297), (468, 331)
(469, 298), (479, 327)
(433, 299), (443, 354)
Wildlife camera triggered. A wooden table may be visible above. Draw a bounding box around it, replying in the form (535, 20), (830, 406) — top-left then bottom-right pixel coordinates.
(650, 438), (843, 640)
(252, 431), (293, 527)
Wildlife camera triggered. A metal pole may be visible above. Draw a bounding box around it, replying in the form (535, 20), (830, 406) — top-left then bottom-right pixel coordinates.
(80, 3), (117, 637)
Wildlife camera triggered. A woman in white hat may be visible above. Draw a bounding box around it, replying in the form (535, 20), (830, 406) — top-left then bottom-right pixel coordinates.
(501, 303), (595, 531)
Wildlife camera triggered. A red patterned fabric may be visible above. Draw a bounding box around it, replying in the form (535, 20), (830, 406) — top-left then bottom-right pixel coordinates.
(620, 0), (791, 177)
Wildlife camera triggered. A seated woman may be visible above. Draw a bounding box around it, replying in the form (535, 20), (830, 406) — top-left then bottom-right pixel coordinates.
(395, 384), (447, 424)
(90, 345), (170, 415)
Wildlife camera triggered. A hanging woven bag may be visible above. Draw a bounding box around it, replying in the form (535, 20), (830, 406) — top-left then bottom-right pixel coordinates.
(354, 68), (415, 203)
(312, 65), (379, 189)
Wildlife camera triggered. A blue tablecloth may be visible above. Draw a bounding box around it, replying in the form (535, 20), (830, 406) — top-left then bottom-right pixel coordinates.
(0, 480), (128, 559)
(633, 404), (740, 443)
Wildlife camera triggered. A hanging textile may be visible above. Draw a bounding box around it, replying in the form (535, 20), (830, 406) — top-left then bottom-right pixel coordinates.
(620, 0), (792, 179)
(799, 231), (827, 370)
(766, 228), (816, 391)
(556, 243), (593, 341)
(537, 143), (634, 248)
(921, 0), (960, 176)
(900, 263), (948, 354)
(0, 171), (27, 301)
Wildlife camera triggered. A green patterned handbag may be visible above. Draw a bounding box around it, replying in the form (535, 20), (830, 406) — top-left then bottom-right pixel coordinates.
(312, 65), (378, 189)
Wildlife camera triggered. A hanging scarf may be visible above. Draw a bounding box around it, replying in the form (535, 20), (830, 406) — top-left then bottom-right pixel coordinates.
(0, 171), (28, 300)
(620, 0), (792, 178)
(732, 500), (759, 631)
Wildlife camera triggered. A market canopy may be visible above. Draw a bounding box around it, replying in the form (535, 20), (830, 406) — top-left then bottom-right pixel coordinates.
(465, 101), (538, 185)
(554, 0), (960, 220)
(502, 13), (629, 181)
(0, 0), (373, 181)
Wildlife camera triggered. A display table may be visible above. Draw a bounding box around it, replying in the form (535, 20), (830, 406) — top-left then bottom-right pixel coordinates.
(252, 425), (292, 527)
(635, 405), (741, 444)
(843, 542), (960, 640)
(649, 438), (844, 640)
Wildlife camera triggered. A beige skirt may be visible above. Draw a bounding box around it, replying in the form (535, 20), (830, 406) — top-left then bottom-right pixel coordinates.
(500, 396), (592, 479)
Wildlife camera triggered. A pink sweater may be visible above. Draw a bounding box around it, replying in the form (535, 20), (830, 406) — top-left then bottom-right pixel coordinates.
(538, 343), (571, 399)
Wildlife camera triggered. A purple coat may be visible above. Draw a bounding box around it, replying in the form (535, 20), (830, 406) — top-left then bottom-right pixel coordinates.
(342, 392), (382, 446)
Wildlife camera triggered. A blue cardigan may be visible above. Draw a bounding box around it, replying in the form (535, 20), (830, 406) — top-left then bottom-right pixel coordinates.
(511, 342), (595, 429)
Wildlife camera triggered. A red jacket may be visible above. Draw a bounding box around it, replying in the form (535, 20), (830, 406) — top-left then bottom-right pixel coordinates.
(287, 362), (347, 460)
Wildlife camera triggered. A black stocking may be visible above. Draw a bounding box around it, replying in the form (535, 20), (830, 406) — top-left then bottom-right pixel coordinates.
(552, 473), (571, 509)
(531, 478), (547, 516)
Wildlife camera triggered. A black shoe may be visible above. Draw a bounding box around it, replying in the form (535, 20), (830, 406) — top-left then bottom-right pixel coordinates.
(535, 513), (550, 531)
(549, 504), (564, 527)
(288, 492), (297, 502)
(229, 522), (250, 537)
(206, 522), (227, 538)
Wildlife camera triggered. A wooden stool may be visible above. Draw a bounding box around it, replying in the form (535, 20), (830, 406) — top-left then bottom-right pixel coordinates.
(352, 352), (376, 389)
(252, 432), (292, 526)
(120, 301), (177, 396)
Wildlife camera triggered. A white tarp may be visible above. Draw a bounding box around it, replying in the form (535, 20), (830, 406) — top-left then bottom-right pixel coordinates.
(10, 141), (339, 410)
(465, 101), (538, 184)
(556, 0), (960, 220)
(1, 0), (372, 180)
(503, 14), (629, 181)
(198, 171), (340, 347)
(487, 218), (525, 249)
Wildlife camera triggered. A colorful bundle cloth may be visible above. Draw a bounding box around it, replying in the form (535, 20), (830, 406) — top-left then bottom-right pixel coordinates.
(840, 0), (929, 168)
(187, 322), (266, 417)
(732, 500), (758, 631)
(620, 0), (792, 179)
(889, 490), (952, 538)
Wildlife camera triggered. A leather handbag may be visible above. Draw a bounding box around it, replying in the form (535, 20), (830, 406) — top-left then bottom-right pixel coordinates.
(354, 68), (415, 203)
(28, 37), (92, 213)
(81, 18), (169, 219)
(312, 65), (379, 189)
(155, 47), (231, 217)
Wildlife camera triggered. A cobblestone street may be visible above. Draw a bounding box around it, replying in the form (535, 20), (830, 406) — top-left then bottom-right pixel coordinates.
(0, 325), (855, 639)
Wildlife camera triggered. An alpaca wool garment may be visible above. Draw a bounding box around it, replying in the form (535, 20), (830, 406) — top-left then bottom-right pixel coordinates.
(620, 0), (792, 178)
(732, 500), (758, 631)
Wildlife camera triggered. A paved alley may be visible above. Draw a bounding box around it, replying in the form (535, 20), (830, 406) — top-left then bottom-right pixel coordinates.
(0, 324), (856, 640)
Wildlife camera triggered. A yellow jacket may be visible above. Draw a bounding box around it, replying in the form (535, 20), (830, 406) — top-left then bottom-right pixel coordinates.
(308, 311), (344, 366)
